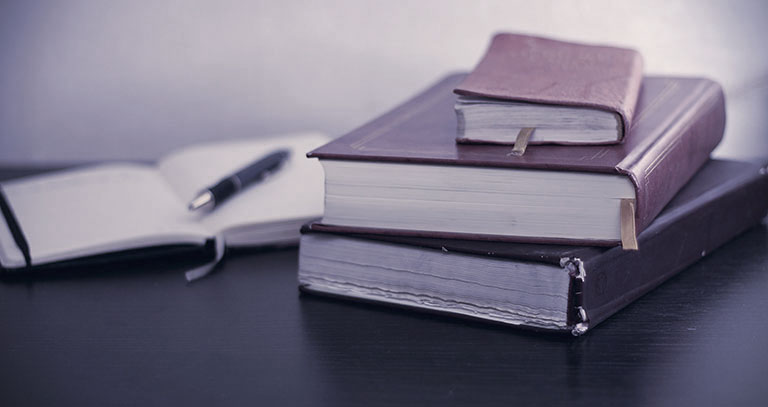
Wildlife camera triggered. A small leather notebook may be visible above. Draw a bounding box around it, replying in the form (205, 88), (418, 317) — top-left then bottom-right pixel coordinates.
(454, 33), (644, 146)
(307, 73), (725, 248)
(0, 133), (328, 278)
(299, 159), (768, 335)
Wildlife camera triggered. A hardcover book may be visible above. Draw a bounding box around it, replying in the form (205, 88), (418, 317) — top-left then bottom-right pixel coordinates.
(299, 160), (768, 335)
(454, 33), (644, 145)
(307, 74), (725, 247)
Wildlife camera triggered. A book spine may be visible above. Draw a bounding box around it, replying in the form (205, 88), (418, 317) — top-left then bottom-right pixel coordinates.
(574, 165), (768, 334)
(618, 51), (645, 139)
(618, 80), (726, 232)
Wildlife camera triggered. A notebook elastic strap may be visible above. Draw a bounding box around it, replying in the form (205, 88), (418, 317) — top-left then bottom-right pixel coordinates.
(0, 186), (32, 268)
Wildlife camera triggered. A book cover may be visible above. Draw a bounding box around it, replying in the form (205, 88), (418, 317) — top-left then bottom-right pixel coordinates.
(301, 159), (768, 334)
(308, 73), (726, 243)
(454, 33), (644, 142)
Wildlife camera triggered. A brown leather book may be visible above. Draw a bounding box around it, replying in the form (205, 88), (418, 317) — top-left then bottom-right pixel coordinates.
(299, 160), (768, 335)
(308, 73), (725, 247)
(454, 33), (644, 145)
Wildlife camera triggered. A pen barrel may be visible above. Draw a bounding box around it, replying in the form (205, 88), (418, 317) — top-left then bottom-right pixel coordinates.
(209, 177), (239, 204)
(234, 150), (290, 186)
(205, 149), (290, 208)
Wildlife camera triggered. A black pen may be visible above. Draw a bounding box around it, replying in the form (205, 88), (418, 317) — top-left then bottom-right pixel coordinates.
(187, 149), (291, 211)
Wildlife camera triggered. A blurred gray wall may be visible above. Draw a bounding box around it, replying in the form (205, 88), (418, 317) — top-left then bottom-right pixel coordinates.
(1, 0), (767, 165)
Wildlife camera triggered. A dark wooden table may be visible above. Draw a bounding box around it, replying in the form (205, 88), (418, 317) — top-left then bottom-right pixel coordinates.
(1, 168), (767, 406)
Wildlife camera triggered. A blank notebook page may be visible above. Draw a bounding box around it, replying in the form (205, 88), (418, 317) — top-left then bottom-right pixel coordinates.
(0, 164), (210, 269)
(157, 133), (327, 243)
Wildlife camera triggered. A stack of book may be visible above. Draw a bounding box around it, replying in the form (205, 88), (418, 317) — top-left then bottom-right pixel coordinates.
(298, 33), (768, 335)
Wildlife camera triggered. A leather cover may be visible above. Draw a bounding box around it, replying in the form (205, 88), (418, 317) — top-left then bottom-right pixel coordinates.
(302, 159), (768, 334)
(454, 33), (644, 141)
(308, 73), (726, 244)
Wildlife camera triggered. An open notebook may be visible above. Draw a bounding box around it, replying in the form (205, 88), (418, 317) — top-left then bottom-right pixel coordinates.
(0, 132), (328, 277)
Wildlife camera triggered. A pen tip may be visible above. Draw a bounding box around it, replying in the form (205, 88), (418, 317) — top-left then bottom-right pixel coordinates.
(188, 191), (214, 211)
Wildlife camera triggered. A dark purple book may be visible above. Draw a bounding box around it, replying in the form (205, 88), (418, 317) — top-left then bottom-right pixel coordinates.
(454, 33), (644, 145)
(308, 74), (725, 247)
(299, 159), (768, 335)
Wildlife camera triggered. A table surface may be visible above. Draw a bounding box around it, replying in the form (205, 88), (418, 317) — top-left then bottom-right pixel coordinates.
(1, 168), (767, 407)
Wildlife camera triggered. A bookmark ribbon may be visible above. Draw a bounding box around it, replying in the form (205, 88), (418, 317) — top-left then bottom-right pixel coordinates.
(509, 127), (535, 156)
(185, 232), (226, 281)
(0, 186), (32, 269)
(620, 199), (639, 250)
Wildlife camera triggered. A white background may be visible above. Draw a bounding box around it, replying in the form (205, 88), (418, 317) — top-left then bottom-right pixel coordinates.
(1, 0), (767, 164)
